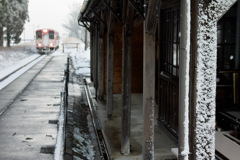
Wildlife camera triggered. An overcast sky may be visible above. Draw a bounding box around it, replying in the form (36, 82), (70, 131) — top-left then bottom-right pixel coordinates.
(22, 0), (84, 40)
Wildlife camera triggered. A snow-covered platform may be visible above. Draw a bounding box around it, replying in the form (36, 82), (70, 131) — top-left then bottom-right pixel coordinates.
(86, 79), (178, 160)
(0, 54), (67, 160)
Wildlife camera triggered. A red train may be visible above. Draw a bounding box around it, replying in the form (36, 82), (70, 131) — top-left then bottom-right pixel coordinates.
(35, 29), (59, 53)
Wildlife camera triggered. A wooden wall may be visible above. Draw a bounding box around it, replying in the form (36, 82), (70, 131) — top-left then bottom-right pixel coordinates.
(132, 24), (143, 93)
(104, 22), (143, 94)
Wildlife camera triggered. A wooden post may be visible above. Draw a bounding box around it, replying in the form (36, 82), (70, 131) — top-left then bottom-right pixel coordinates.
(98, 11), (105, 100)
(107, 0), (117, 118)
(142, 0), (159, 159)
(121, 3), (134, 155)
(90, 26), (94, 81)
(94, 23), (99, 98)
(143, 25), (155, 160)
(92, 25), (96, 83)
(76, 43), (78, 52)
(178, 0), (191, 160)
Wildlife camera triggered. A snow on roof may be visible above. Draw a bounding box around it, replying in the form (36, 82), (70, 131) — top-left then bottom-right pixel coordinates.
(63, 37), (81, 44)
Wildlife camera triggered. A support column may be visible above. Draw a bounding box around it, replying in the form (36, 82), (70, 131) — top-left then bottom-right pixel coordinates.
(90, 26), (94, 81)
(142, 24), (155, 160)
(178, 0), (191, 160)
(142, 0), (160, 158)
(98, 12), (105, 100)
(121, 2), (134, 155)
(94, 23), (99, 98)
(107, 0), (117, 118)
(0, 27), (3, 47)
(190, 0), (237, 159)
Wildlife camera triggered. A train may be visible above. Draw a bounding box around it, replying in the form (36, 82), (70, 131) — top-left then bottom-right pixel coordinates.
(35, 29), (59, 53)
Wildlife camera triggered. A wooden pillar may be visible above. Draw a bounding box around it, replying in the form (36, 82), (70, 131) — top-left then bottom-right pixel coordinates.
(90, 25), (94, 81)
(143, 25), (155, 160)
(92, 25), (96, 83)
(94, 23), (99, 98)
(178, 0), (191, 160)
(142, 0), (159, 159)
(121, 3), (134, 155)
(98, 11), (105, 100)
(107, 0), (117, 118)
(190, 1), (237, 159)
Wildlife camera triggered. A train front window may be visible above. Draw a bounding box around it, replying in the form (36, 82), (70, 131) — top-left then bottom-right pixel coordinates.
(49, 31), (54, 39)
(36, 31), (42, 39)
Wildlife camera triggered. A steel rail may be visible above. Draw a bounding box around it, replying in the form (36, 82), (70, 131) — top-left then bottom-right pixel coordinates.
(84, 79), (111, 160)
(0, 55), (42, 82)
(0, 56), (52, 116)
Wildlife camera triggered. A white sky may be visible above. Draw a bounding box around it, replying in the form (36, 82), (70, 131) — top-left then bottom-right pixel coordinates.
(21, 0), (84, 40)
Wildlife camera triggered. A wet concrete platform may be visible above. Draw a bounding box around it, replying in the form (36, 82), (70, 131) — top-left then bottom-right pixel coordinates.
(86, 79), (178, 160)
(0, 55), (67, 160)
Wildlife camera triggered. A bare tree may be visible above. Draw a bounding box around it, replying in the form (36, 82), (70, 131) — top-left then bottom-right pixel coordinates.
(62, 2), (89, 50)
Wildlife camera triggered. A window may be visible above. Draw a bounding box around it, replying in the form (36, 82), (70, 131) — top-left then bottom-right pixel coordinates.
(36, 31), (42, 39)
(49, 31), (54, 39)
(217, 4), (237, 85)
(157, 7), (180, 140)
(161, 9), (180, 77)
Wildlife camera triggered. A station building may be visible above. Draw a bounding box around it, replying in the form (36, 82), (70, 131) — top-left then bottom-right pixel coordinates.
(78, 0), (240, 159)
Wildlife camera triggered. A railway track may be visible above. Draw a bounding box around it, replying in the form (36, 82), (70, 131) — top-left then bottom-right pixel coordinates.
(84, 79), (111, 160)
(0, 54), (66, 160)
(0, 54), (46, 90)
(0, 55), (51, 116)
(0, 53), (110, 159)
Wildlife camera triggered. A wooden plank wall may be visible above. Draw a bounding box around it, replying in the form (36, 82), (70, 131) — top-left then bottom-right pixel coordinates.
(104, 22), (143, 94)
(113, 23), (123, 94)
(132, 23), (143, 93)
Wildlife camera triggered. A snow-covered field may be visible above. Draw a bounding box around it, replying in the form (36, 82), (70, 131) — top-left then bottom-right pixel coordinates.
(0, 40), (90, 76)
(0, 41), (37, 70)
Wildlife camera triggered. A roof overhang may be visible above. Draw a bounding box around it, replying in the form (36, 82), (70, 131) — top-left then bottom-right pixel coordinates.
(78, 0), (106, 24)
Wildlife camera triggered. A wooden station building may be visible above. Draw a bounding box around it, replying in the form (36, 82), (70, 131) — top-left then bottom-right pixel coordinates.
(78, 0), (240, 159)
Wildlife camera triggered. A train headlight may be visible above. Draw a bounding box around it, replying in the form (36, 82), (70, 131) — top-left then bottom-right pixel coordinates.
(38, 43), (42, 47)
(50, 43), (54, 47)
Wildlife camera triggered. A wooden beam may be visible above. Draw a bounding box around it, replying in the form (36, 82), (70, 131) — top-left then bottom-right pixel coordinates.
(107, 0), (117, 118)
(91, 8), (106, 27)
(102, 0), (124, 26)
(121, 3), (134, 155)
(129, 0), (145, 19)
(145, 0), (161, 34)
(142, 22), (155, 160)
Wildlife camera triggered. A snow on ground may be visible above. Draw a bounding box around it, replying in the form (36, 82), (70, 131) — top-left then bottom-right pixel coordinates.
(0, 39), (90, 77)
(0, 41), (38, 70)
(68, 42), (90, 76)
